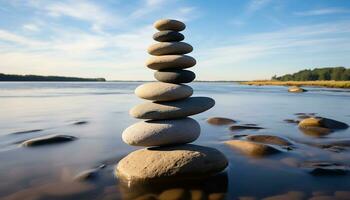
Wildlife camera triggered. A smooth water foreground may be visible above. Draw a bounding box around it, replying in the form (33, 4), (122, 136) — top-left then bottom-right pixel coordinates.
(0, 82), (349, 200)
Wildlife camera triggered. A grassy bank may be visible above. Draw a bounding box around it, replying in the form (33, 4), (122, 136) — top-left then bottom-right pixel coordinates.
(240, 80), (350, 89)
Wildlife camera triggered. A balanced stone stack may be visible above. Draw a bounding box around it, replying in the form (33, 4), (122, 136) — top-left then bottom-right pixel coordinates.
(116, 19), (228, 183)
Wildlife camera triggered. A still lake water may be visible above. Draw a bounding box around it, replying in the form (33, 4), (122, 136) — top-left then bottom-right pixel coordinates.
(0, 82), (349, 200)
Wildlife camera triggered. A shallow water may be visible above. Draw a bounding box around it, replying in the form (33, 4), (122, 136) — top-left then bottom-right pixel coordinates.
(0, 82), (349, 200)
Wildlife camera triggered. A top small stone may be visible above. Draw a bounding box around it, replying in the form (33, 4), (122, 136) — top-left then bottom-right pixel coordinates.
(154, 19), (186, 31)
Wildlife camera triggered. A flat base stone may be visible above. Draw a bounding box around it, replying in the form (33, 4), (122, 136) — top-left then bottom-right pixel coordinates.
(115, 144), (228, 183)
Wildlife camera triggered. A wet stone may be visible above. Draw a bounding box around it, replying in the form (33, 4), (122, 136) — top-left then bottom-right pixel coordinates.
(288, 86), (306, 93)
(301, 161), (349, 176)
(115, 144), (228, 182)
(207, 117), (236, 125)
(245, 134), (292, 146)
(73, 121), (88, 125)
(21, 134), (77, 147)
(224, 140), (280, 157)
(229, 125), (264, 131)
(10, 129), (43, 135)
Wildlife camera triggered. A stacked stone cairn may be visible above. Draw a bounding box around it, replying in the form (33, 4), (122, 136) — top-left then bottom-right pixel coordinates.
(115, 19), (228, 183)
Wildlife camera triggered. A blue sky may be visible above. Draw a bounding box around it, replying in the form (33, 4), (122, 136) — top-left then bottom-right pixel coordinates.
(0, 0), (350, 80)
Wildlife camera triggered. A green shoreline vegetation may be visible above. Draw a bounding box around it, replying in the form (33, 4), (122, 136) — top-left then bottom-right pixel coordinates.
(241, 67), (350, 89)
(0, 73), (106, 82)
(240, 80), (350, 88)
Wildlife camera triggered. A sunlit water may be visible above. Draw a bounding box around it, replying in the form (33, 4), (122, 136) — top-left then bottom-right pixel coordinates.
(0, 82), (349, 200)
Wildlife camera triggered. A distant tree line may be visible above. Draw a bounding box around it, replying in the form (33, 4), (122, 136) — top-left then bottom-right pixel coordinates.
(0, 73), (106, 82)
(272, 67), (350, 81)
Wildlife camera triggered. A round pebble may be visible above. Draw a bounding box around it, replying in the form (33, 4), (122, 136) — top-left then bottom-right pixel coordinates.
(148, 42), (193, 56)
(122, 118), (200, 146)
(146, 55), (196, 70)
(154, 69), (195, 83)
(153, 31), (184, 42)
(225, 140), (280, 157)
(115, 144), (228, 182)
(135, 82), (193, 101)
(130, 97), (215, 120)
(154, 19), (185, 31)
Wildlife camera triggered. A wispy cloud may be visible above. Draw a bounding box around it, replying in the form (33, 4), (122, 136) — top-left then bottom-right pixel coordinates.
(26, 0), (119, 32)
(131, 0), (167, 18)
(230, 0), (272, 27)
(247, 0), (272, 14)
(197, 20), (350, 79)
(0, 30), (46, 46)
(295, 8), (350, 16)
(22, 24), (40, 32)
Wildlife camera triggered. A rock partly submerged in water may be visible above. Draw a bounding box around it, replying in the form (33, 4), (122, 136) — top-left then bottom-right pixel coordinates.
(10, 129), (43, 135)
(301, 161), (349, 176)
(21, 134), (77, 147)
(229, 125), (264, 131)
(74, 165), (105, 182)
(298, 117), (348, 136)
(224, 140), (280, 157)
(73, 121), (88, 125)
(245, 135), (293, 147)
(207, 117), (236, 125)
(115, 144), (228, 183)
(288, 86), (306, 93)
(284, 119), (300, 124)
(299, 139), (350, 152)
(299, 117), (349, 130)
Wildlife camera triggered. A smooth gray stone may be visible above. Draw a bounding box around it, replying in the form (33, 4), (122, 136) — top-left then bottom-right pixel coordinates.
(122, 118), (200, 146)
(153, 31), (184, 42)
(148, 42), (193, 56)
(154, 19), (186, 31)
(135, 82), (193, 102)
(21, 134), (77, 147)
(146, 55), (196, 70)
(115, 144), (228, 182)
(130, 97), (215, 119)
(154, 69), (195, 83)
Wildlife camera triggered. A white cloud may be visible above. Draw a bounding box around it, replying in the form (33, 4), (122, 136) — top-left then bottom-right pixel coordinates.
(26, 0), (119, 32)
(197, 20), (350, 78)
(0, 30), (46, 46)
(247, 0), (272, 13)
(22, 24), (40, 32)
(146, 0), (166, 6)
(295, 8), (350, 16)
(131, 0), (168, 18)
(230, 0), (272, 27)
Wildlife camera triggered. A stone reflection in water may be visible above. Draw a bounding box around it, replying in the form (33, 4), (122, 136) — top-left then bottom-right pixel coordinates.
(117, 172), (228, 200)
(299, 126), (332, 137)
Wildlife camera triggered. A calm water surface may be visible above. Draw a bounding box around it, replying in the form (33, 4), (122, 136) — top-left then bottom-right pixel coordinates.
(0, 82), (349, 200)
